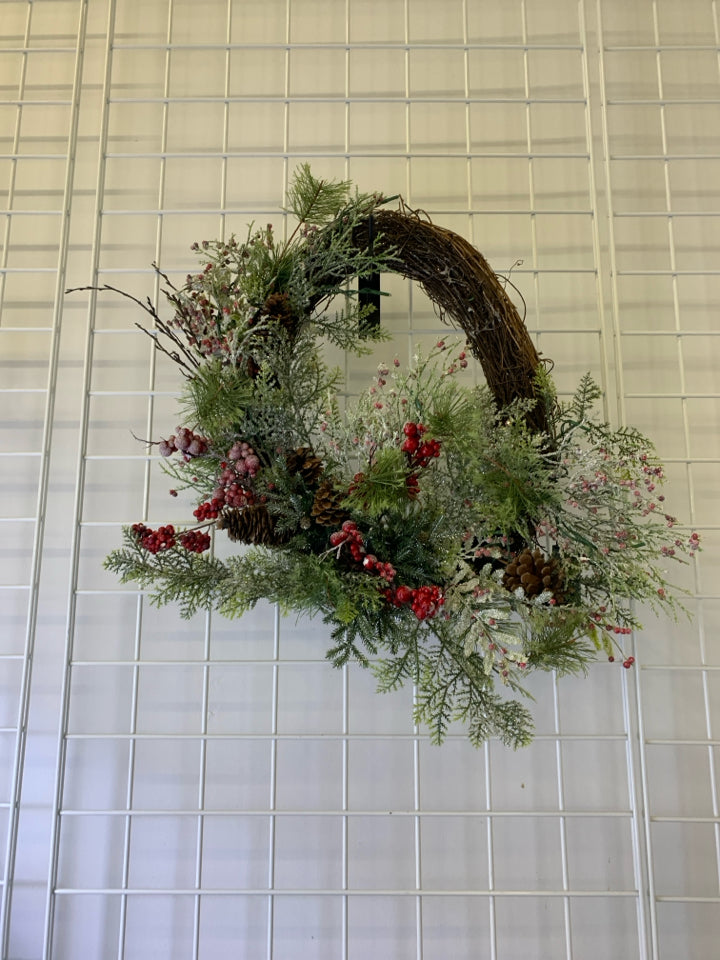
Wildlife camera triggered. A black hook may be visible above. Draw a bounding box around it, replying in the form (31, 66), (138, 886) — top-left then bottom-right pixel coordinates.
(358, 214), (381, 335)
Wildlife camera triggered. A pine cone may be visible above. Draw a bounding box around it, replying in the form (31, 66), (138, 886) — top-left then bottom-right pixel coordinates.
(217, 505), (289, 546)
(263, 292), (295, 331)
(503, 547), (566, 603)
(285, 446), (324, 485)
(310, 479), (349, 526)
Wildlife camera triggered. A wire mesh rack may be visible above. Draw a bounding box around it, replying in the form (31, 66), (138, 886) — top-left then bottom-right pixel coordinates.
(0, 0), (718, 957)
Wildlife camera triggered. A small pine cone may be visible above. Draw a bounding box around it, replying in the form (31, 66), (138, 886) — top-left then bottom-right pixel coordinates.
(217, 505), (289, 546)
(263, 292), (297, 334)
(310, 479), (349, 526)
(285, 446), (324, 485)
(503, 547), (566, 603)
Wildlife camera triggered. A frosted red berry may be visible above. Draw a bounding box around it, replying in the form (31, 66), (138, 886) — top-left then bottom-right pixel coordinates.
(179, 530), (211, 553)
(133, 523), (176, 553)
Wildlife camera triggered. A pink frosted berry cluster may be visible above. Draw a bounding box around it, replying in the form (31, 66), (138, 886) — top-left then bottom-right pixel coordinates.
(172, 243), (242, 359)
(202, 442), (262, 511)
(384, 583), (445, 621)
(226, 441), (261, 476)
(158, 427), (208, 459)
(329, 521), (396, 582)
(213, 468), (254, 509)
(686, 531), (701, 554)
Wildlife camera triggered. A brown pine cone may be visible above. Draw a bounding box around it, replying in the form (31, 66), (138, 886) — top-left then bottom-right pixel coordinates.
(503, 547), (566, 603)
(310, 479), (349, 526)
(217, 505), (290, 546)
(285, 446), (324, 485)
(263, 292), (296, 334)
(263, 291), (292, 320)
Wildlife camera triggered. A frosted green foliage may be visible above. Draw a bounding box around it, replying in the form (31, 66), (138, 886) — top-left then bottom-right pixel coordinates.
(103, 168), (699, 749)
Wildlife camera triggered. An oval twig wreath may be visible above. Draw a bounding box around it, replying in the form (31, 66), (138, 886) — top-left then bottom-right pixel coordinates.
(96, 165), (698, 747)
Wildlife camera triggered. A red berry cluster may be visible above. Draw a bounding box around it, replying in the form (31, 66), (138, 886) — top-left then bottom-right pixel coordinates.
(347, 471), (365, 496)
(132, 523), (176, 553)
(384, 583), (445, 621)
(179, 530), (212, 553)
(400, 423), (441, 500)
(401, 422), (441, 467)
(330, 520), (365, 559)
(329, 522), (396, 582)
(590, 608), (633, 638)
(362, 554), (396, 582)
(405, 474), (420, 498)
(132, 522), (212, 555)
(158, 427), (208, 459)
(194, 498), (223, 521)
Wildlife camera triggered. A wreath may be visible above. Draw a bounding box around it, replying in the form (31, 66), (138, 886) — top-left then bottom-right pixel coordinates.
(96, 165), (699, 747)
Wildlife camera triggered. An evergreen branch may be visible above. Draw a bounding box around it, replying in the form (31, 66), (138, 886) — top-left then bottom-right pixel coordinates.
(104, 533), (232, 619)
(285, 163), (352, 232)
(179, 360), (255, 436)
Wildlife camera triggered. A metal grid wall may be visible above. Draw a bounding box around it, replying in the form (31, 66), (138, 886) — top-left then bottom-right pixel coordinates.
(598, 3), (720, 955)
(0, 2), (88, 957)
(0, 0), (717, 958)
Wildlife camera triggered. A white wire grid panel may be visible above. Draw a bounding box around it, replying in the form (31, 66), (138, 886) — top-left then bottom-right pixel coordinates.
(0, 0), (718, 957)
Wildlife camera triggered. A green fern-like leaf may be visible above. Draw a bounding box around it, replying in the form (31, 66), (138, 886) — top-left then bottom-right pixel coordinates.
(285, 163), (353, 227)
(569, 372), (602, 422)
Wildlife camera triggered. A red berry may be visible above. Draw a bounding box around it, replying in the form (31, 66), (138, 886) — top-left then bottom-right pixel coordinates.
(179, 530), (211, 553)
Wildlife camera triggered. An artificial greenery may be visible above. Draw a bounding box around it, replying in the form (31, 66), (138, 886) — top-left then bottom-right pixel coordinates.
(100, 166), (699, 748)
